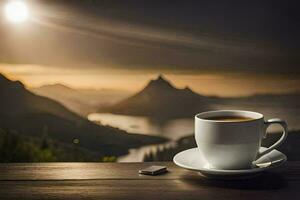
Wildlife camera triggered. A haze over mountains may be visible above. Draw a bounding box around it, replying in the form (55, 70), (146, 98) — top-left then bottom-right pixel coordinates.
(98, 75), (212, 119)
(31, 84), (131, 116)
(29, 74), (300, 128)
(24, 73), (300, 131)
(0, 73), (165, 161)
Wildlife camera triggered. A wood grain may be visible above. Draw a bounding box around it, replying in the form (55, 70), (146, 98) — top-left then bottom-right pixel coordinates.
(0, 162), (299, 200)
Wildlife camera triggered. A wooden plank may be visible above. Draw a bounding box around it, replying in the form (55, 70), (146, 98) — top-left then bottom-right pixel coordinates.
(0, 162), (298, 181)
(0, 162), (299, 200)
(0, 179), (298, 200)
(0, 162), (174, 180)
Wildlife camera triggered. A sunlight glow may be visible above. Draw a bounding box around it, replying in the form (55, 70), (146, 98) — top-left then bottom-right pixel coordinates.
(4, 1), (29, 23)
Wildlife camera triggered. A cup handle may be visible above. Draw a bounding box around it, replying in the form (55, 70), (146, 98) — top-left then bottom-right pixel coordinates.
(256, 118), (288, 159)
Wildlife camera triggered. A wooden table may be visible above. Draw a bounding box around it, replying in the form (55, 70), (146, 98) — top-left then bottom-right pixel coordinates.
(0, 162), (299, 200)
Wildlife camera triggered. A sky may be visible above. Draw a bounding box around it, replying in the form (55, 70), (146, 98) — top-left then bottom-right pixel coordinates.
(0, 0), (299, 96)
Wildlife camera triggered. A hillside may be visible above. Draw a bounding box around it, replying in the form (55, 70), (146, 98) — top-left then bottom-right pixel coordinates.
(0, 74), (166, 159)
(0, 129), (101, 162)
(99, 75), (211, 119)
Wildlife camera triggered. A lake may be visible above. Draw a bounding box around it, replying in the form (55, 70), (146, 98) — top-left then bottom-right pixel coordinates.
(88, 113), (194, 140)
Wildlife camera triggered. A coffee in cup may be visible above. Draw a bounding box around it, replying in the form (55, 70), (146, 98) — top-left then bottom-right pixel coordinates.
(202, 115), (254, 122)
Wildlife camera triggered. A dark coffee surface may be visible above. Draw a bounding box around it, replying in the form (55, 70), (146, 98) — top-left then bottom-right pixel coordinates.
(203, 116), (255, 122)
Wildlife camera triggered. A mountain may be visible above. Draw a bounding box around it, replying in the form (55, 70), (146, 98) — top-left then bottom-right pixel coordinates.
(31, 84), (131, 116)
(99, 75), (211, 119)
(0, 73), (166, 159)
(0, 77), (78, 121)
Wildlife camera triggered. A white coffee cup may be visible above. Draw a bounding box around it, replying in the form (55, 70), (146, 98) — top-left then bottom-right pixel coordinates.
(195, 110), (288, 170)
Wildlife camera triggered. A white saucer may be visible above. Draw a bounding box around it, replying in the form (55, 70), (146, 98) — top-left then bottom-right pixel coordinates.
(173, 147), (286, 179)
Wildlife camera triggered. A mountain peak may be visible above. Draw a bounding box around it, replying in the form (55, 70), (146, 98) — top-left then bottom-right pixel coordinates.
(145, 74), (175, 90)
(102, 74), (210, 118)
(0, 73), (24, 88)
(184, 86), (192, 92)
(157, 74), (166, 81)
(39, 83), (73, 91)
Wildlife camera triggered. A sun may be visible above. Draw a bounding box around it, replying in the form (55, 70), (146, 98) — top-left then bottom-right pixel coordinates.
(4, 1), (29, 23)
